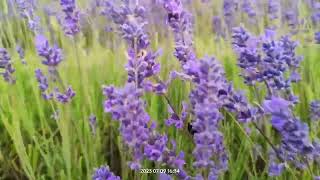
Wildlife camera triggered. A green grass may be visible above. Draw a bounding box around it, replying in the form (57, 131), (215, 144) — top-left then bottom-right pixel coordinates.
(0, 1), (320, 180)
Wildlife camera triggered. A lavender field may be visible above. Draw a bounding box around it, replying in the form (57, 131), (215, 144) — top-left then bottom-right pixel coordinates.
(0, 0), (320, 179)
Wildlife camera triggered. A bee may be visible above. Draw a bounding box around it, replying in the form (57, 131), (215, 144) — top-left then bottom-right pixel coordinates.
(136, 49), (147, 59)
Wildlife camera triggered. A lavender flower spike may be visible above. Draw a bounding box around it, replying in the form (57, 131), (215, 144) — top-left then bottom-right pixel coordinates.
(0, 48), (15, 84)
(55, 86), (76, 103)
(315, 32), (320, 44)
(35, 69), (53, 100)
(92, 165), (120, 180)
(310, 101), (320, 121)
(35, 34), (63, 67)
(60, 0), (80, 36)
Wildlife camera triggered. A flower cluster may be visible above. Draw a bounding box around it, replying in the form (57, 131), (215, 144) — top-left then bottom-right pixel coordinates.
(103, 83), (188, 178)
(92, 165), (120, 180)
(264, 96), (315, 174)
(55, 86), (76, 103)
(35, 35), (63, 67)
(14, 0), (42, 33)
(232, 27), (303, 95)
(34, 35), (75, 103)
(60, 0), (80, 36)
(162, 2), (256, 178)
(162, 0), (196, 65)
(223, 0), (238, 30)
(35, 69), (53, 100)
(0, 48), (15, 84)
(102, 0), (161, 89)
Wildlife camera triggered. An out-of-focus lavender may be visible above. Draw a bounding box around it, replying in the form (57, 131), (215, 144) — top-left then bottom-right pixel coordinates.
(16, 45), (26, 64)
(315, 32), (320, 44)
(310, 101), (320, 121)
(281, 2), (299, 30)
(60, 0), (80, 36)
(241, 0), (256, 18)
(55, 86), (76, 103)
(92, 165), (120, 180)
(267, 0), (279, 20)
(0, 48), (15, 84)
(223, 0), (238, 31)
(14, 0), (42, 33)
(310, 1), (320, 26)
(212, 16), (225, 39)
(35, 69), (53, 100)
(89, 114), (97, 134)
(35, 34), (63, 67)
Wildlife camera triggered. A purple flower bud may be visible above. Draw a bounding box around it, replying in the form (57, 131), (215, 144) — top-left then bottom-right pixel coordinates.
(268, 162), (285, 176)
(16, 45), (26, 64)
(35, 35), (63, 67)
(92, 165), (120, 180)
(315, 32), (320, 44)
(60, 0), (80, 36)
(0, 48), (15, 84)
(55, 86), (76, 103)
(268, 0), (279, 20)
(159, 173), (173, 180)
(89, 114), (97, 134)
(310, 101), (320, 121)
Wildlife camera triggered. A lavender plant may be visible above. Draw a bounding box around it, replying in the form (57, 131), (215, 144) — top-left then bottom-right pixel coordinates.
(0, 48), (15, 84)
(35, 34), (75, 103)
(59, 0), (80, 36)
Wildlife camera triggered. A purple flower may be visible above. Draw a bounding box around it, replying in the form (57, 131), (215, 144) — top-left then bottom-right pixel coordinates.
(35, 35), (63, 67)
(268, 162), (285, 176)
(232, 27), (303, 93)
(60, 0), (80, 36)
(14, 0), (42, 33)
(16, 45), (26, 64)
(268, 0), (279, 20)
(0, 48), (15, 84)
(158, 173), (172, 180)
(103, 83), (186, 172)
(315, 32), (320, 44)
(241, 0), (256, 17)
(223, 0), (238, 30)
(212, 16), (225, 38)
(310, 1), (320, 25)
(55, 86), (76, 103)
(264, 96), (315, 168)
(310, 101), (320, 121)
(282, 7), (299, 28)
(89, 114), (97, 134)
(102, 1), (161, 88)
(161, 0), (196, 65)
(92, 165), (120, 180)
(35, 69), (53, 100)
(165, 102), (188, 129)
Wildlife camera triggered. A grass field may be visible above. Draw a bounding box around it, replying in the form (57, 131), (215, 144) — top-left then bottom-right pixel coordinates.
(0, 0), (320, 180)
